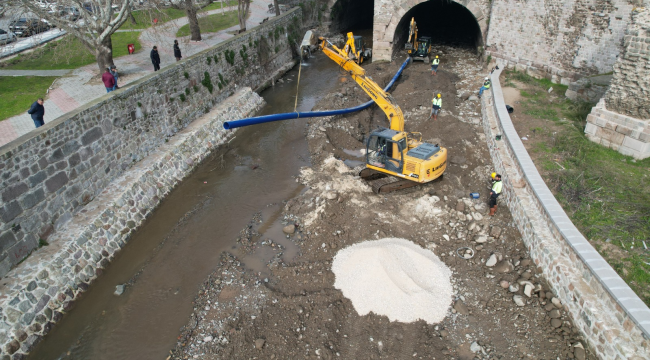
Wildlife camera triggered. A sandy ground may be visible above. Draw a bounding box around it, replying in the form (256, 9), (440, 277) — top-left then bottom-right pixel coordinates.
(169, 47), (595, 360)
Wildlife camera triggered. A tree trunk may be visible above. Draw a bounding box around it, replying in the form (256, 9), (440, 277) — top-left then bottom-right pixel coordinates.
(96, 36), (114, 73)
(238, 0), (249, 31)
(129, 12), (137, 25)
(185, 0), (202, 41)
(273, 0), (280, 16)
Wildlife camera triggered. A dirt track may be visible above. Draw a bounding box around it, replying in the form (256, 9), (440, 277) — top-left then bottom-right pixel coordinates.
(170, 47), (595, 360)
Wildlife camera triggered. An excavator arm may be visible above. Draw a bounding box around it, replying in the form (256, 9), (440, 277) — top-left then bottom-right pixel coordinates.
(319, 37), (405, 132)
(406, 17), (418, 50)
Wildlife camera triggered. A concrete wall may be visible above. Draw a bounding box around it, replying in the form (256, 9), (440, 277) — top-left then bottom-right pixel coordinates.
(0, 9), (301, 280)
(482, 66), (650, 359)
(372, 0), (490, 61)
(486, 0), (642, 85)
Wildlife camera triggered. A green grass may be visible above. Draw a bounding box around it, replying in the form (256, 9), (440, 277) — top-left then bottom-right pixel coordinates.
(119, 1), (238, 30)
(1, 32), (142, 70)
(176, 10), (239, 37)
(0, 76), (57, 120)
(505, 69), (650, 305)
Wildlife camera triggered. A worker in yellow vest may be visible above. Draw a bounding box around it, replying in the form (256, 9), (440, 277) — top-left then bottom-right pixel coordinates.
(478, 77), (491, 98)
(430, 93), (441, 121)
(431, 55), (440, 76)
(489, 174), (502, 216)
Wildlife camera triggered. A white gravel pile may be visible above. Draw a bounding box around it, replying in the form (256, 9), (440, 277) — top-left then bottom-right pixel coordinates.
(332, 238), (453, 324)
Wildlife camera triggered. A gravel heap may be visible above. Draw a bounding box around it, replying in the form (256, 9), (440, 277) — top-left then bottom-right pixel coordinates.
(332, 238), (453, 324)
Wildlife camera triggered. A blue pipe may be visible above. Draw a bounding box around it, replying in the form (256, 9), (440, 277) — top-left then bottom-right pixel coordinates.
(223, 57), (412, 130)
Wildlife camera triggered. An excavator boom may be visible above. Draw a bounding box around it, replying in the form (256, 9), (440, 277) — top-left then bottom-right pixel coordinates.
(319, 38), (405, 132)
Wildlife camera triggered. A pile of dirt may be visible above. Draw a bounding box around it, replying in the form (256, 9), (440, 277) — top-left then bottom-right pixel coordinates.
(169, 46), (595, 360)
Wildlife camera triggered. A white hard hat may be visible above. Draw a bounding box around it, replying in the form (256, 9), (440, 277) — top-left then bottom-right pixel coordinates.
(485, 77), (489, 80)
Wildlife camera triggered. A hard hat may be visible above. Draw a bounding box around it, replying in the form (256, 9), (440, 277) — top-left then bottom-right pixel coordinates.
(437, 93), (441, 98)
(436, 55), (439, 58)
(485, 77), (489, 80)
(491, 172), (496, 179)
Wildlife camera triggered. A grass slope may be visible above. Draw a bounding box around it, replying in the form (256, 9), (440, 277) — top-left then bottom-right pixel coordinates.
(176, 10), (239, 37)
(120, 1), (238, 30)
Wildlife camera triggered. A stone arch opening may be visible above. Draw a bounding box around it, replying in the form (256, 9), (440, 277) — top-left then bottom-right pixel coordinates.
(329, 0), (374, 33)
(392, 0), (482, 55)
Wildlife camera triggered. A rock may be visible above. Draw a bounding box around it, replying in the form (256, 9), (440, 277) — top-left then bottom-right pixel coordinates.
(493, 260), (514, 273)
(489, 226), (502, 239)
(472, 212), (483, 221)
(573, 343), (586, 360)
(485, 254), (498, 267)
(551, 319), (562, 328)
(255, 338), (266, 349)
(523, 284), (533, 297)
(551, 297), (562, 308)
(521, 271), (532, 280)
(499, 280), (510, 289)
(456, 201), (465, 212)
(282, 224), (296, 234)
(544, 303), (555, 311)
(203, 336), (213, 342)
(325, 192), (338, 200)
(461, 92), (471, 100)
(114, 284), (125, 296)
(474, 235), (487, 243)
(468, 95), (479, 101)
(508, 283), (519, 293)
(439, 329), (449, 338)
(520, 259), (532, 267)
(468, 221), (477, 231)
(549, 309), (561, 319)
(513, 295), (525, 306)
(548, 87), (553, 93)
(453, 300), (469, 315)
(470, 341), (482, 353)
(443, 234), (450, 241)
(318, 126), (326, 132)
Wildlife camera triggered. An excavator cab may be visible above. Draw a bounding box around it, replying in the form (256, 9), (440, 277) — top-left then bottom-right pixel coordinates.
(366, 129), (407, 173)
(412, 36), (431, 62)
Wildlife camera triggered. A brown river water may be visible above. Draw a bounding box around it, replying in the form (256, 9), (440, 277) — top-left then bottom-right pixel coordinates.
(28, 54), (341, 360)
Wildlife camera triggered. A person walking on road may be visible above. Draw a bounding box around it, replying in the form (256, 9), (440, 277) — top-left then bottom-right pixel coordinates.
(102, 68), (115, 93)
(150, 46), (161, 71)
(110, 65), (119, 90)
(27, 98), (45, 128)
(429, 93), (441, 121)
(489, 174), (502, 216)
(173, 40), (182, 62)
(478, 77), (491, 98)
(431, 55), (440, 76)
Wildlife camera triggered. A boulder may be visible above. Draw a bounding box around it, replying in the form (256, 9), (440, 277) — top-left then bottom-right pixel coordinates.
(283, 224), (296, 234)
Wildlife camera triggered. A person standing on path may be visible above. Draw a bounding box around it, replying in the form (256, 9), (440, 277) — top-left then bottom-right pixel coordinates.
(173, 40), (182, 61)
(110, 65), (119, 90)
(150, 46), (161, 71)
(478, 77), (491, 98)
(102, 68), (115, 93)
(431, 55), (440, 76)
(489, 174), (502, 216)
(27, 98), (45, 128)
(429, 93), (441, 121)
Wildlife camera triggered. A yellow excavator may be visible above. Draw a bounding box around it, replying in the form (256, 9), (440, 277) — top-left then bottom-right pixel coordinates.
(342, 32), (372, 64)
(319, 37), (447, 193)
(404, 17), (432, 62)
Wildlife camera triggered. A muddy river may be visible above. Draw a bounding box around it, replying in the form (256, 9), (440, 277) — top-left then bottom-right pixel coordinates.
(28, 54), (342, 360)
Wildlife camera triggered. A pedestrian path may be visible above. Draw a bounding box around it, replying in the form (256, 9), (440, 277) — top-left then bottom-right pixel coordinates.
(0, 0), (274, 147)
(0, 69), (72, 76)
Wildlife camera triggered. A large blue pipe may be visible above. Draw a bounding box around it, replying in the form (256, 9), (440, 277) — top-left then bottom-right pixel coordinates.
(223, 57), (412, 130)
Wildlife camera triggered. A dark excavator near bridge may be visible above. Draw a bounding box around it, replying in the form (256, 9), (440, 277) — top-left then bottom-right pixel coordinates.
(224, 32), (447, 194)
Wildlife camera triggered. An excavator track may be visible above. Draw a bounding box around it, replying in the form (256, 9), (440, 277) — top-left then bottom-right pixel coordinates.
(359, 169), (420, 194)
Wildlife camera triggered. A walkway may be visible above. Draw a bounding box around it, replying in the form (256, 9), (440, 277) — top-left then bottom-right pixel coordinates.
(0, 69), (72, 76)
(0, 0), (274, 147)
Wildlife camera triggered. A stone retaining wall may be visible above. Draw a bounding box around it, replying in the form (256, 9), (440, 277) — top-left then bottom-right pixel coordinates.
(0, 8), (301, 280)
(0, 88), (265, 357)
(481, 66), (650, 359)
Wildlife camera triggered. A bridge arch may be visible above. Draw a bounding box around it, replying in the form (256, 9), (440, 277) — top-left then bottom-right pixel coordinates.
(373, 0), (487, 61)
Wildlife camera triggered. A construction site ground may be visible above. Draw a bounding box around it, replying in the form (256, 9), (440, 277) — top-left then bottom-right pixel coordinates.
(169, 47), (595, 360)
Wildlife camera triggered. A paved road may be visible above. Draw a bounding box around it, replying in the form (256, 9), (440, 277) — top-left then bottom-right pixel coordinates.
(0, 0), (274, 147)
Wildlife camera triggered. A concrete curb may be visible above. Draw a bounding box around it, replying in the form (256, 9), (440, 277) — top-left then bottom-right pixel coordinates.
(481, 66), (650, 358)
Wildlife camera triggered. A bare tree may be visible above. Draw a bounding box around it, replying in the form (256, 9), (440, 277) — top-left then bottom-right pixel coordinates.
(273, 0), (279, 16)
(162, 0), (205, 41)
(19, 0), (133, 72)
(237, 0), (250, 31)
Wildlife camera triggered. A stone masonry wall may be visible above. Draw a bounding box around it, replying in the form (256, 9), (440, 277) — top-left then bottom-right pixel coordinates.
(0, 8), (302, 279)
(605, 8), (650, 119)
(482, 67), (650, 359)
(486, 0), (641, 85)
(0, 88), (265, 357)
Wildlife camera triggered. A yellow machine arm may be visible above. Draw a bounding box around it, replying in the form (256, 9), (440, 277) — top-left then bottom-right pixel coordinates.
(319, 37), (405, 132)
(406, 17), (418, 46)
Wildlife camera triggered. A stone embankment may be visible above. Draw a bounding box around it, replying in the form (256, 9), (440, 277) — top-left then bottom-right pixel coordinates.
(0, 8), (302, 357)
(482, 65), (650, 359)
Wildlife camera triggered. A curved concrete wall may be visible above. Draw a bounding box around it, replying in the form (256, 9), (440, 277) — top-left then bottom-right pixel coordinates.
(481, 66), (650, 359)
